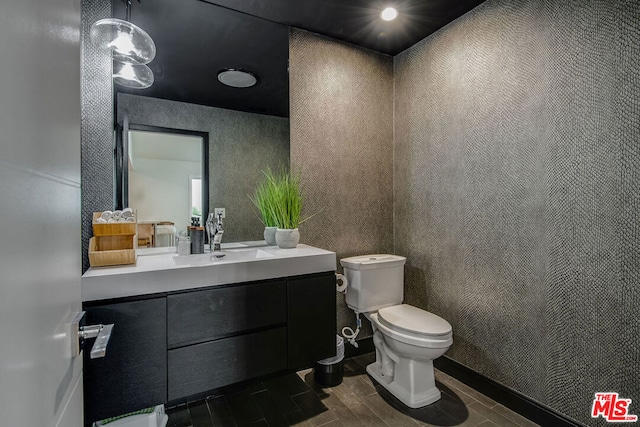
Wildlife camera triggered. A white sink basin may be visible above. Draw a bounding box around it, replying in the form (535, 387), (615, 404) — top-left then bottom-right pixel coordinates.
(172, 249), (275, 266)
(82, 244), (336, 301)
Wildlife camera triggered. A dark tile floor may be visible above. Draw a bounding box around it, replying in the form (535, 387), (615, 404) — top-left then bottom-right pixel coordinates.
(166, 353), (540, 427)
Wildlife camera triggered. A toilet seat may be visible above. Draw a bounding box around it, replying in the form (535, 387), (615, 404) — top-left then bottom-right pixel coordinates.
(371, 305), (452, 349)
(378, 304), (452, 338)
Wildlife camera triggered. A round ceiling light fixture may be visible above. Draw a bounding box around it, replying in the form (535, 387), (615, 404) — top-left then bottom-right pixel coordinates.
(380, 7), (399, 21)
(217, 69), (258, 88)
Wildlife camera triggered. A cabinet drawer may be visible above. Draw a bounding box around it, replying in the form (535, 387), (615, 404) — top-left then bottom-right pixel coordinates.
(168, 327), (287, 400)
(168, 280), (286, 347)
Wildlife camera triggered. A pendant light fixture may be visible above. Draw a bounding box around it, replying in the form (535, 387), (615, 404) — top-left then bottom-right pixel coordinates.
(90, 0), (156, 89)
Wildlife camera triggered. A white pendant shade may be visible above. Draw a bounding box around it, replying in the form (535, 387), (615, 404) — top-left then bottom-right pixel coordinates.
(113, 62), (154, 89)
(91, 18), (156, 65)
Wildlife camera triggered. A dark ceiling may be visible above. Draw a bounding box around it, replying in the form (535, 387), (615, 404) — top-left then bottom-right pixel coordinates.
(113, 0), (485, 117)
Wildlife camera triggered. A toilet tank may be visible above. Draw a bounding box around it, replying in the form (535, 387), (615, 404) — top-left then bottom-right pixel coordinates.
(340, 254), (406, 313)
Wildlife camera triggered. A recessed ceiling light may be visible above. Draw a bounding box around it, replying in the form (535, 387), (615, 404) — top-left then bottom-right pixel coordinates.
(380, 7), (398, 21)
(217, 69), (258, 88)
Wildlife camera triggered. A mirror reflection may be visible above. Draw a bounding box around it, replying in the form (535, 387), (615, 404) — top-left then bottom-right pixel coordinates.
(127, 128), (206, 247)
(113, 0), (290, 243)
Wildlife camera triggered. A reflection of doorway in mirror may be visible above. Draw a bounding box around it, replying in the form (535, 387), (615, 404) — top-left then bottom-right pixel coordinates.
(190, 176), (202, 225)
(128, 130), (204, 238)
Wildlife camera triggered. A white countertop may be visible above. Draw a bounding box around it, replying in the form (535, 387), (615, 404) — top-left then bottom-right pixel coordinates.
(82, 243), (337, 302)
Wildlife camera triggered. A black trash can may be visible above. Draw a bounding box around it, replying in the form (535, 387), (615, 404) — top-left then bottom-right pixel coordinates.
(314, 335), (345, 387)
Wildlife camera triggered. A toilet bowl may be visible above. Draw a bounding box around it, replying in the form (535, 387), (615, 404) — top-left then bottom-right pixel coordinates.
(366, 305), (452, 407)
(340, 255), (453, 408)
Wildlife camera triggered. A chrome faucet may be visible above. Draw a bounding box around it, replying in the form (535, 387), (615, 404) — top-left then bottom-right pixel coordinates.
(207, 212), (224, 251)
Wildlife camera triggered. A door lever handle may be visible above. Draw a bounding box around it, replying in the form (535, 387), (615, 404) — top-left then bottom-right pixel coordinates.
(80, 324), (114, 359)
(70, 311), (115, 359)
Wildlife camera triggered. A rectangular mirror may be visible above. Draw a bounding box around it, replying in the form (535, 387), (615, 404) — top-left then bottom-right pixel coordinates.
(111, 0), (290, 244)
(119, 125), (209, 247)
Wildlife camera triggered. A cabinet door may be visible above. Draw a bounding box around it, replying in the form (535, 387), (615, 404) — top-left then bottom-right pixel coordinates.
(287, 272), (336, 369)
(168, 327), (287, 401)
(167, 280), (286, 347)
(83, 297), (167, 424)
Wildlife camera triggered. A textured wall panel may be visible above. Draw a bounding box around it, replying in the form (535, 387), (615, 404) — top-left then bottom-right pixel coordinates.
(117, 94), (290, 242)
(394, 0), (640, 426)
(289, 29), (394, 337)
(81, 0), (113, 273)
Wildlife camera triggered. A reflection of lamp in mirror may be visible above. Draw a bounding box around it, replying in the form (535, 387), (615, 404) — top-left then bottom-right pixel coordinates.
(113, 62), (154, 89)
(90, 0), (156, 88)
(90, 18), (156, 65)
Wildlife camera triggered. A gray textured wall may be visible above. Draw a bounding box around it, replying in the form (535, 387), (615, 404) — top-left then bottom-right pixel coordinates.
(117, 94), (290, 242)
(289, 29), (394, 338)
(394, 1), (640, 426)
(81, 0), (113, 273)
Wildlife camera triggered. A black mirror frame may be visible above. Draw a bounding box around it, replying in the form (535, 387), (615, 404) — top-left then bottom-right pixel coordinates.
(115, 122), (210, 226)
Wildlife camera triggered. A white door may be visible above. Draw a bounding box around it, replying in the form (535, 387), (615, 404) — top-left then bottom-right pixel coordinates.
(0, 0), (83, 425)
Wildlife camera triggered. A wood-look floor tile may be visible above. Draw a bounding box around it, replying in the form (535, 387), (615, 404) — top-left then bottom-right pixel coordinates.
(341, 375), (377, 399)
(491, 404), (540, 427)
(285, 409), (314, 426)
(206, 395), (236, 427)
(166, 354), (536, 427)
(315, 419), (343, 426)
(263, 378), (303, 415)
(373, 381), (468, 426)
(280, 372), (313, 396)
(330, 405), (372, 427)
(225, 390), (264, 426)
(467, 402), (520, 427)
(436, 374), (498, 408)
(440, 381), (478, 406)
(348, 403), (388, 426)
(361, 391), (421, 427)
(188, 400), (213, 427)
(247, 381), (267, 394)
(297, 368), (313, 382)
(330, 382), (362, 408)
(252, 390), (290, 427)
(292, 390), (336, 426)
(166, 404), (191, 427)
(444, 404), (489, 427)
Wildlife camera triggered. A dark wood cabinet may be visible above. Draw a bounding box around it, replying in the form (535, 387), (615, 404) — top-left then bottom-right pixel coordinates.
(287, 272), (337, 369)
(83, 297), (167, 424)
(83, 271), (335, 424)
(168, 327), (287, 400)
(167, 279), (286, 347)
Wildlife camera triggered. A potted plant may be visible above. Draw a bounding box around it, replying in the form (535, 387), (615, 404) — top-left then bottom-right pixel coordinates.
(251, 168), (317, 249)
(250, 168), (279, 245)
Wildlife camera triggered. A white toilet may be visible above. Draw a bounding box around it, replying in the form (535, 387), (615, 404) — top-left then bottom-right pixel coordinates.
(340, 254), (453, 408)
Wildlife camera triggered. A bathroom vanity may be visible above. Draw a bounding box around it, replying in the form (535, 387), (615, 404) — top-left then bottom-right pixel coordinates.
(81, 244), (336, 424)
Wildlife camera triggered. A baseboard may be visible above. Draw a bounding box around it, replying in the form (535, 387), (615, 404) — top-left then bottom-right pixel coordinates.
(433, 356), (584, 427)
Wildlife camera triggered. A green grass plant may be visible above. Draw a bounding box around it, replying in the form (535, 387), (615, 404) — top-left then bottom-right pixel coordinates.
(250, 168), (279, 227)
(250, 168), (318, 229)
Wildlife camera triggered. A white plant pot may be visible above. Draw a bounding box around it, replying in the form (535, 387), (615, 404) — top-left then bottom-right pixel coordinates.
(275, 228), (300, 249)
(264, 226), (277, 245)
